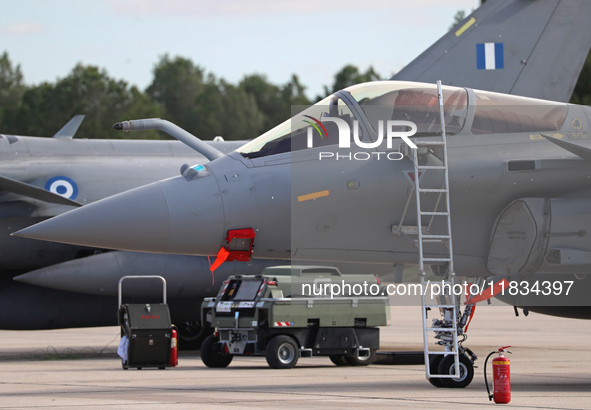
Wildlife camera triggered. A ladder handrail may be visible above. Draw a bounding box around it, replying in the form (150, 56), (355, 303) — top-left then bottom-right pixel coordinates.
(437, 80), (455, 276)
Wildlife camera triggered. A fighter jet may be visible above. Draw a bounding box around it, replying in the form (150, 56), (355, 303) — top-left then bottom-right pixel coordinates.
(0, 116), (374, 339)
(7, 0), (591, 339)
(19, 80), (591, 309)
(0, 116), (240, 274)
(0, 116), (265, 334)
(17, 79), (591, 386)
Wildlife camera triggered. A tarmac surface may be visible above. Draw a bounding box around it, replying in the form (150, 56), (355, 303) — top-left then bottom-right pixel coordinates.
(1, 304), (590, 409)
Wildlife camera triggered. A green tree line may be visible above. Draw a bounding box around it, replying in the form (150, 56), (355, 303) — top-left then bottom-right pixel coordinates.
(0, 52), (380, 141)
(1, 49), (591, 141)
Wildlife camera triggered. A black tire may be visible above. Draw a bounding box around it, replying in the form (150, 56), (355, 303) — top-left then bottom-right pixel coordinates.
(177, 321), (212, 350)
(265, 335), (299, 369)
(329, 355), (348, 366)
(427, 355), (444, 387)
(438, 354), (474, 388)
(200, 335), (233, 368)
(344, 349), (377, 366)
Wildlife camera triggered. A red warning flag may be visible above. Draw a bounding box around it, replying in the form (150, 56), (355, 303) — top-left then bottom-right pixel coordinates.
(465, 278), (511, 305)
(210, 247), (230, 273)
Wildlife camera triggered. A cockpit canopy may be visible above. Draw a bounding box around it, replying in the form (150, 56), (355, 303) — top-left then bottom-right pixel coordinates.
(238, 81), (568, 159)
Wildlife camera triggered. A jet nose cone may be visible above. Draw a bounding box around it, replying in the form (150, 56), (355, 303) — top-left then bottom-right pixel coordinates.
(14, 175), (225, 255)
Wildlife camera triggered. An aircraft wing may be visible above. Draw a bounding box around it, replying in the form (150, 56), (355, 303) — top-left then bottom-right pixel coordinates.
(541, 133), (591, 161)
(0, 174), (81, 207)
(392, 0), (591, 103)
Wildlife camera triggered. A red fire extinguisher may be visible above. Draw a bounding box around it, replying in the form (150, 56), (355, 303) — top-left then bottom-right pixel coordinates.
(170, 326), (178, 367)
(484, 346), (511, 404)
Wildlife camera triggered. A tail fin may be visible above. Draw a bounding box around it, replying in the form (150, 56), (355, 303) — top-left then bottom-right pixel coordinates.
(392, 0), (591, 103)
(52, 115), (85, 139)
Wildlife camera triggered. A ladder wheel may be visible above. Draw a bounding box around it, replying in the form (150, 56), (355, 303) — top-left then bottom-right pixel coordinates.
(438, 354), (474, 388)
(427, 355), (445, 387)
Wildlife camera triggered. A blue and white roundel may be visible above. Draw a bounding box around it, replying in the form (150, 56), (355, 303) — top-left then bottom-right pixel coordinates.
(45, 176), (78, 200)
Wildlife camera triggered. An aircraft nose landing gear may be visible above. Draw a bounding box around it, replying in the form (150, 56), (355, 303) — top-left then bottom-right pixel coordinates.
(424, 301), (478, 389)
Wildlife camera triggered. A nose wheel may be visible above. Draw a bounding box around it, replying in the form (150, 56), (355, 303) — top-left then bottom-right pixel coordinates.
(428, 350), (475, 388)
(437, 353), (474, 388)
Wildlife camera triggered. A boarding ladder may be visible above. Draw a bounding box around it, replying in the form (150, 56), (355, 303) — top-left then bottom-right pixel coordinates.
(412, 81), (472, 383)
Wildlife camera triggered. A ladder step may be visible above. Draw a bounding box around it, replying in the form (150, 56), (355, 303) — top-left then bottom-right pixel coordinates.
(417, 165), (447, 170)
(415, 141), (446, 146)
(419, 211), (449, 216)
(427, 374), (462, 379)
(423, 235), (451, 239)
(418, 188), (448, 193)
(425, 305), (456, 309)
(426, 351), (456, 356)
(422, 258), (452, 262)
(427, 372), (463, 379)
(426, 327), (457, 332)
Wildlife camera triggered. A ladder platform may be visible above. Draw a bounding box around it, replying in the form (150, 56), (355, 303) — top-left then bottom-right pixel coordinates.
(392, 225), (427, 235)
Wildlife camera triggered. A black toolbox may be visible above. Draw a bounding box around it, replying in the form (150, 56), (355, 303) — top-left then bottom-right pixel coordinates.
(118, 276), (172, 370)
